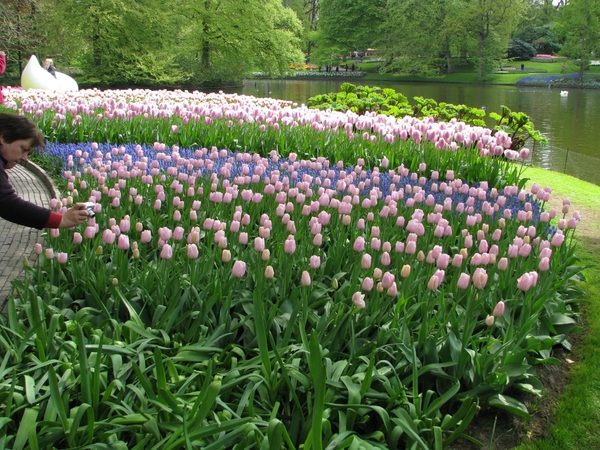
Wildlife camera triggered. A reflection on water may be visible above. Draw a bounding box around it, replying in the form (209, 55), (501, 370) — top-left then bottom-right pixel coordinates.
(220, 79), (600, 185)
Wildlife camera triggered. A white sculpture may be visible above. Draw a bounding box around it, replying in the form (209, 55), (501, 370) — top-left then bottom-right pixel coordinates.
(21, 55), (78, 91)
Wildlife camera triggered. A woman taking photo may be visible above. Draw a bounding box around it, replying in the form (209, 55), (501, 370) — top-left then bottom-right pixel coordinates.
(0, 113), (90, 229)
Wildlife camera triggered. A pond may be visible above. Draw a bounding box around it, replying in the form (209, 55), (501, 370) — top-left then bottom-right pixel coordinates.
(221, 79), (600, 186)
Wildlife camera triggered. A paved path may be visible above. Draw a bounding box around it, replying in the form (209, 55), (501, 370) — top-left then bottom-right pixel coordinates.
(0, 161), (58, 307)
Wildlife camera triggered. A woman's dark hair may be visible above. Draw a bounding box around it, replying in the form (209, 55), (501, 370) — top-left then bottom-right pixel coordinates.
(0, 112), (45, 149)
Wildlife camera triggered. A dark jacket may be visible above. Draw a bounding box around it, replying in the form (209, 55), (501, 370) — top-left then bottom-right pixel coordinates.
(0, 157), (52, 229)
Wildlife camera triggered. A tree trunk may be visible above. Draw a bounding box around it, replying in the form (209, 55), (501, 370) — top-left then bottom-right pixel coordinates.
(445, 37), (454, 74)
(478, 34), (486, 78)
(202, 40), (210, 67)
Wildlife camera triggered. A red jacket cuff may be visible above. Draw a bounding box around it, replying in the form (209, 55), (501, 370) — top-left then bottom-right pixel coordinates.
(45, 211), (62, 229)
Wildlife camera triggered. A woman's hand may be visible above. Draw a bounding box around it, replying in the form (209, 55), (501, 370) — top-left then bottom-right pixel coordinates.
(59, 203), (90, 228)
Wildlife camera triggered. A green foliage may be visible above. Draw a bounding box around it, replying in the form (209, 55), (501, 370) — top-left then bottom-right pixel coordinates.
(555, 0), (600, 82)
(308, 84), (547, 153)
(307, 84), (411, 116)
(376, 0), (455, 76)
(15, 0), (305, 87)
(312, 0), (386, 65)
(489, 105), (548, 149)
(508, 39), (539, 61)
(514, 25), (562, 56)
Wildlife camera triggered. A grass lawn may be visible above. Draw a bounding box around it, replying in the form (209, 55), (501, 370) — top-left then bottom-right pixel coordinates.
(516, 167), (600, 449)
(356, 59), (600, 86)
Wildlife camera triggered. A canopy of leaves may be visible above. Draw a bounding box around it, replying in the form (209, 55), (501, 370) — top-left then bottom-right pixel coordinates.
(6, 0), (305, 87)
(508, 39), (538, 60)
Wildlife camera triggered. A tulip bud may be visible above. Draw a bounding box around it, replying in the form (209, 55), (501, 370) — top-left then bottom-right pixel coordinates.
(352, 291), (366, 309)
(301, 270), (311, 286)
(401, 265), (411, 278)
(222, 249), (231, 262)
(485, 315), (495, 326)
(493, 301), (505, 318)
(332, 278), (339, 290)
(265, 265), (275, 279)
(262, 249), (270, 261)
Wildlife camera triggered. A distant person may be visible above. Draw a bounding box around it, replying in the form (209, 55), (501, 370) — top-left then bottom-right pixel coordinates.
(44, 58), (57, 78)
(521, 63), (525, 71)
(561, 62), (566, 73)
(0, 51), (5, 104)
(0, 113), (90, 229)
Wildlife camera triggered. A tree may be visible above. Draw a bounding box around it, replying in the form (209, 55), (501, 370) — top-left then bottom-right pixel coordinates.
(459, 0), (530, 79)
(313, 0), (386, 64)
(377, 0), (461, 76)
(0, 0), (43, 74)
(174, 0), (304, 85)
(512, 1), (562, 54)
(508, 39), (538, 59)
(288, 0), (319, 56)
(46, 0), (184, 86)
(555, 0), (600, 82)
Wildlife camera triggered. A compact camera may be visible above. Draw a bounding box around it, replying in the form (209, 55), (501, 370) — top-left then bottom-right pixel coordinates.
(83, 202), (96, 218)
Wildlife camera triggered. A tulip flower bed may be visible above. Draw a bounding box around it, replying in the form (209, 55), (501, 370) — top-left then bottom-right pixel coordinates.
(4, 87), (530, 188)
(0, 89), (584, 449)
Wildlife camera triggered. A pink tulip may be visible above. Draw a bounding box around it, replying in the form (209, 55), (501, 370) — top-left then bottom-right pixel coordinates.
(362, 277), (374, 291)
(518, 244), (532, 257)
(57, 252), (68, 264)
(381, 252), (391, 266)
(472, 268), (488, 289)
(313, 233), (323, 246)
(174, 226), (185, 241)
(361, 254), (372, 269)
(254, 237), (265, 252)
(265, 266), (275, 279)
(45, 248), (54, 259)
(353, 237), (365, 252)
(386, 282), (398, 297)
(493, 301), (505, 318)
(538, 258), (550, 272)
(310, 255), (321, 269)
(452, 254), (463, 268)
(222, 249), (232, 262)
(370, 238), (381, 251)
(102, 229), (116, 245)
(427, 275), (441, 291)
(551, 231), (565, 247)
(73, 232), (82, 245)
(232, 260), (247, 277)
(497, 257), (509, 271)
(382, 271), (395, 289)
(118, 235), (130, 251)
(301, 270), (311, 286)
(457, 273), (470, 289)
(187, 244), (199, 259)
(284, 238), (296, 254)
(352, 291), (366, 308)
(141, 230), (152, 243)
(517, 273), (532, 291)
(84, 226), (96, 239)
